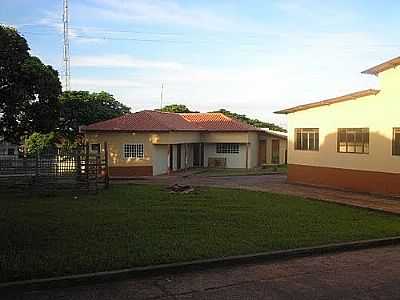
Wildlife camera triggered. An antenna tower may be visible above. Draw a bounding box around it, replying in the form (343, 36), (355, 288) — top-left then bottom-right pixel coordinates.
(160, 83), (164, 109)
(63, 0), (71, 90)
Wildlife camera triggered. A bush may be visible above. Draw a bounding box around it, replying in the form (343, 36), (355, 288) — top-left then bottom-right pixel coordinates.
(25, 132), (56, 156)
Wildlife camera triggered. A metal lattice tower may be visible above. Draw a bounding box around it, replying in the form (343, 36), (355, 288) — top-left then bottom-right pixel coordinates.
(63, 0), (71, 91)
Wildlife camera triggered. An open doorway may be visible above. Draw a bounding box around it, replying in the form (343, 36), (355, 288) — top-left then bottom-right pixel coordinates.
(193, 143), (204, 167)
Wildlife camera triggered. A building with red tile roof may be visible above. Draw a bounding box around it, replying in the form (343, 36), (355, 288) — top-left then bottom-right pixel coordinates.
(83, 110), (260, 132)
(82, 110), (287, 176)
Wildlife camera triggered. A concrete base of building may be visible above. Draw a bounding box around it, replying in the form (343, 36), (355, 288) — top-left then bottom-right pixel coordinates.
(288, 164), (400, 196)
(109, 166), (153, 177)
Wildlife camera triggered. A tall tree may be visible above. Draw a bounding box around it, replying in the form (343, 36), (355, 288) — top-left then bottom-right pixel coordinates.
(0, 26), (62, 143)
(159, 104), (195, 113)
(59, 91), (131, 139)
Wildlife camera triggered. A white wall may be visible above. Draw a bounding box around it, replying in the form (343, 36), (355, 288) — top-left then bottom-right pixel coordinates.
(203, 143), (247, 168)
(152, 145), (169, 175)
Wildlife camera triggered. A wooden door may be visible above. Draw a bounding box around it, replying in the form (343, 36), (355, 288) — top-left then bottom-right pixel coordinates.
(193, 144), (200, 167)
(272, 140), (280, 164)
(200, 143), (204, 167)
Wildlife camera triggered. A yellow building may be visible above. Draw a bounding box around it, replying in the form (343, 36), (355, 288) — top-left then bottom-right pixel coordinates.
(276, 56), (400, 196)
(82, 111), (287, 177)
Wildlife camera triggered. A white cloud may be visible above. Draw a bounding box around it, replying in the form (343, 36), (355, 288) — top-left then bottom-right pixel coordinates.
(72, 78), (146, 89)
(34, 13), (105, 44)
(72, 55), (185, 70)
(85, 0), (237, 31)
(43, 1), (397, 126)
(274, 0), (358, 23)
(69, 29), (397, 126)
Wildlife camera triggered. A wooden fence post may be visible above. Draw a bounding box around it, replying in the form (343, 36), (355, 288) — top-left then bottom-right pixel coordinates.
(104, 142), (109, 189)
(76, 147), (81, 181)
(85, 142), (90, 192)
(34, 152), (39, 184)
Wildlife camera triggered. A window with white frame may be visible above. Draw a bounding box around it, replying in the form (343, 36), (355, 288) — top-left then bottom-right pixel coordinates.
(124, 144), (144, 159)
(216, 143), (240, 154)
(90, 143), (101, 153)
(7, 148), (15, 156)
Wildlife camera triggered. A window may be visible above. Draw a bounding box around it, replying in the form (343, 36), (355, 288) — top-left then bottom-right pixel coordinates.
(7, 148), (15, 156)
(124, 144), (144, 158)
(216, 143), (239, 154)
(91, 143), (100, 153)
(337, 128), (369, 154)
(393, 128), (400, 156)
(295, 129), (319, 151)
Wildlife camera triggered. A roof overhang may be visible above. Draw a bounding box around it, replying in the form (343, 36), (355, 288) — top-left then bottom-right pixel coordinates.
(81, 128), (262, 133)
(274, 89), (380, 115)
(361, 56), (400, 76)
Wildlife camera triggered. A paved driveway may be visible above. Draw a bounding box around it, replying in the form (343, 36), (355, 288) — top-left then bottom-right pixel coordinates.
(119, 172), (400, 215)
(5, 245), (400, 299)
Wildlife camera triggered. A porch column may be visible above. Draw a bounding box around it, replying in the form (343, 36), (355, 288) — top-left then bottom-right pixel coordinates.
(201, 143), (204, 167)
(246, 143), (249, 169)
(184, 144), (187, 170)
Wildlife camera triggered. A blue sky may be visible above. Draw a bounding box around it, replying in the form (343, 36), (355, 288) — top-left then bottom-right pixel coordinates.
(1, 0), (400, 126)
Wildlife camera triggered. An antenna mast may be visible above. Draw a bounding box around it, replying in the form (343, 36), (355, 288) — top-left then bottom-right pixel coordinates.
(63, 0), (71, 91)
(160, 83), (164, 109)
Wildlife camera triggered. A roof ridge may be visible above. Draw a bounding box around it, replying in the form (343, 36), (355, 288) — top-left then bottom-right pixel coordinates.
(84, 109), (262, 132)
(85, 112), (132, 127)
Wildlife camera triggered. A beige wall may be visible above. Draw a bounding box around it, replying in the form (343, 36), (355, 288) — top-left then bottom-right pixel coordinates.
(85, 132), (153, 167)
(151, 132), (200, 144)
(201, 132), (250, 143)
(248, 132), (259, 168)
(286, 67), (400, 174)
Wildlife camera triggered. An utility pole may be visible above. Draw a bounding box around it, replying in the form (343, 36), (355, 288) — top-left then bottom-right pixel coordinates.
(63, 0), (71, 91)
(160, 83), (164, 109)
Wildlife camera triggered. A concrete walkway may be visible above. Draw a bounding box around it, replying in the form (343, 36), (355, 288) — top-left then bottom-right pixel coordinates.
(5, 245), (400, 299)
(119, 172), (400, 215)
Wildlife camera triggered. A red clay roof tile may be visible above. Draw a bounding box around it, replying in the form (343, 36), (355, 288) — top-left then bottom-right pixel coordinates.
(82, 110), (260, 132)
(180, 113), (259, 131)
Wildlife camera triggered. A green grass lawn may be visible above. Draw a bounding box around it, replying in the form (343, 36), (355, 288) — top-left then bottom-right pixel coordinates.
(1, 184), (400, 282)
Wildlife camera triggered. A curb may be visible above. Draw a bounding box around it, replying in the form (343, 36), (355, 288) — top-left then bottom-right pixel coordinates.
(207, 172), (284, 178)
(2, 236), (400, 292)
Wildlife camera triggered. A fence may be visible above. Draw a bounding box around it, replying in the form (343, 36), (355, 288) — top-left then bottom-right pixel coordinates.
(0, 142), (109, 194)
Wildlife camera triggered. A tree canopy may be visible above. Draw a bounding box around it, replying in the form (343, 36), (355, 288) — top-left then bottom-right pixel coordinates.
(0, 25), (62, 143)
(210, 109), (286, 132)
(59, 91), (131, 139)
(24, 132), (56, 156)
(159, 104), (196, 113)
